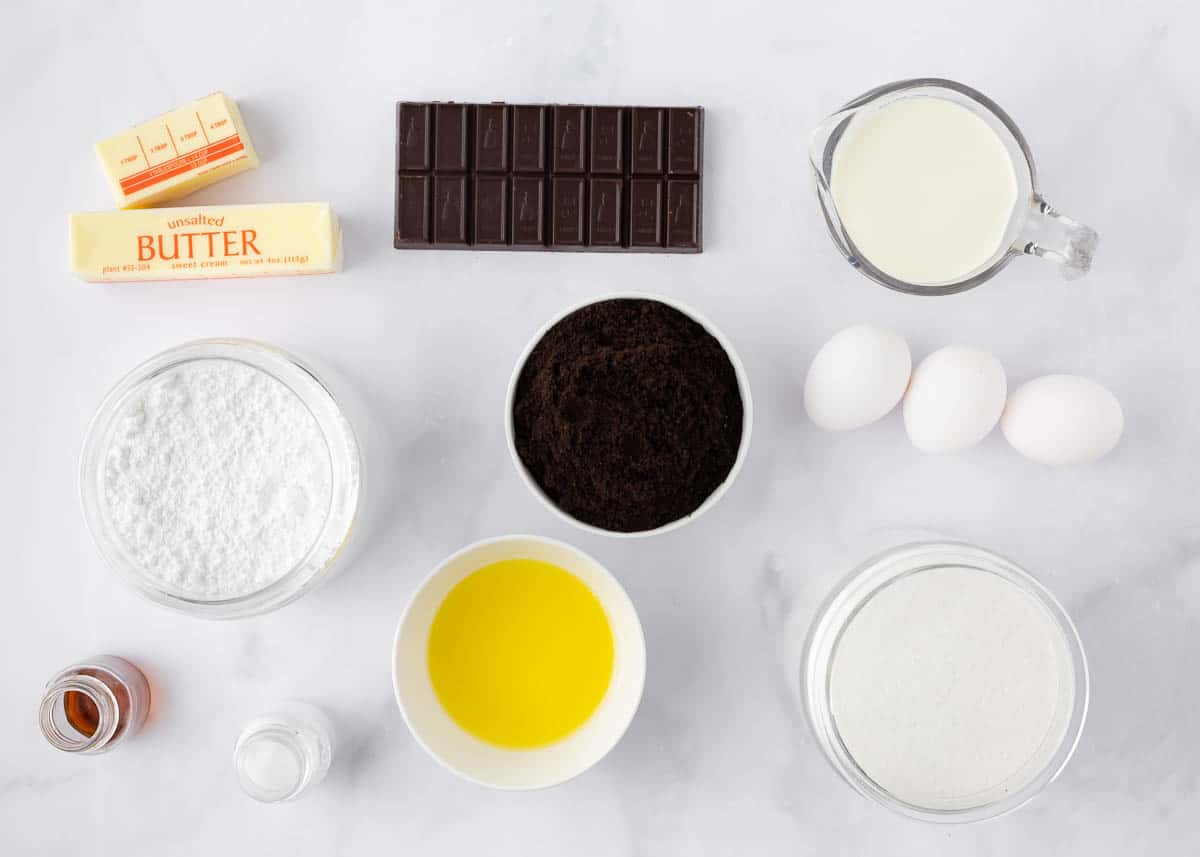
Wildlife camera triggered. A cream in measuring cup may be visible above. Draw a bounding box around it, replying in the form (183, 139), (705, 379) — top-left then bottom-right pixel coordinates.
(811, 79), (1098, 295)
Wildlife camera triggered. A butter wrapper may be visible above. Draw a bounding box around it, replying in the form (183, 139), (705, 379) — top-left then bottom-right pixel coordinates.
(70, 203), (342, 282)
(95, 92), (260, 209)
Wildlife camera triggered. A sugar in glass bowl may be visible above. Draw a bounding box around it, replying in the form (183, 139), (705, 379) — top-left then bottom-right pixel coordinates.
(79, 339), (361, 619)
(803, 542), (1089, 823)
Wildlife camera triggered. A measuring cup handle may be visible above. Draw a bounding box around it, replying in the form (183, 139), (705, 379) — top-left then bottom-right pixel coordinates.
(1021, 196), (1099, 280)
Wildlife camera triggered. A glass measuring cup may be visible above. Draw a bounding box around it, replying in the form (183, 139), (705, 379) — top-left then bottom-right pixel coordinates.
(810, 78), (1098, 296)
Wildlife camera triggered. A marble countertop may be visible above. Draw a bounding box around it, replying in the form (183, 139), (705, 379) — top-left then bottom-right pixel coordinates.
(2, 1), (1197, 853)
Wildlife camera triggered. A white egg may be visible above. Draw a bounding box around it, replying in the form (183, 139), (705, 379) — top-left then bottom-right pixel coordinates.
(804, 324), (912, 431)
(904, 346), (1007, 452)
(1001, 375), (1123, 466)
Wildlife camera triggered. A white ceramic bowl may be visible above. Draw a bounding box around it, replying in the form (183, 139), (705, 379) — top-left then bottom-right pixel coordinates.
(505, 292), (753, 538)
(392, 535), (646, 790)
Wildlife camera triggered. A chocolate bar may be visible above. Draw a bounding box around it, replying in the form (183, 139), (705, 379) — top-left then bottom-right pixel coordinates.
(394, 102), (702, 252)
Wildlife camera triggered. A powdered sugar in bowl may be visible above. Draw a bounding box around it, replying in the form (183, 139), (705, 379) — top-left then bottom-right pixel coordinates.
(80, 339), (361, 619)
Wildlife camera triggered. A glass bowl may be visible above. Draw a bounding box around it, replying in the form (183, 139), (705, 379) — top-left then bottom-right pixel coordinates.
(79, 338), (361, 619)
(802, 541), (1089, 823)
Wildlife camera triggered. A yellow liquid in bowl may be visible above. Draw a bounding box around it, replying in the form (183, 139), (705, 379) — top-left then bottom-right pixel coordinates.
(427, 558), (615, 749)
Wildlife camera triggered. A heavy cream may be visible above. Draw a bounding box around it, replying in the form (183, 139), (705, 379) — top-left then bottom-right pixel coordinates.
(830, 97), (1018, 285)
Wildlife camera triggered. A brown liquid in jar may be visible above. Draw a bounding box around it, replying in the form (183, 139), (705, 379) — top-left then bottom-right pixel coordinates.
(40, 655), (150, 753)
(76, 667), (134, 738)
(63, 691), (100, 737)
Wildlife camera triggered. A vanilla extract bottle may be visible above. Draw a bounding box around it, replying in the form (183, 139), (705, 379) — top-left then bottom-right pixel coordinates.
(38, 655), (150, 754)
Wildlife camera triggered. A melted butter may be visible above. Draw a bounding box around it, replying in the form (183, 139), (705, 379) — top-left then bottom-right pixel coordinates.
(428, 558), (614, 749)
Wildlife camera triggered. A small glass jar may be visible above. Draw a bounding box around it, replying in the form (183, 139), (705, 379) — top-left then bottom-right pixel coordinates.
(79, 339), (362, 619)
(234, 702), (334, 803)
(39, 655), (150, 754)
(802, 542), (1089, 823)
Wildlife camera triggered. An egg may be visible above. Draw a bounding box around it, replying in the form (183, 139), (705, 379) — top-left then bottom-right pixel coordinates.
(903, 346), (1007, 452)
(804, 325), (912, 431)
(1001, 375), (1123, 466)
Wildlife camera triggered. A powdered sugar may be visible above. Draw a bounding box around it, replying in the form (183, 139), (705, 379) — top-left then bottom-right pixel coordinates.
(101, 358), (333, 600)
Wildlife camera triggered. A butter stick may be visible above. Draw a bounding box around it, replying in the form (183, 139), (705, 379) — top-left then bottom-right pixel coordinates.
(70, 203), (342, 282)
(95, 92), (260, 208)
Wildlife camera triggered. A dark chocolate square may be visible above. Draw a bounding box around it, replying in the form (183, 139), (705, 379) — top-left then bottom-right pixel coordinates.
(511, 176), (545, 245)
(474, 176), (507, 245)
(395, 175), (431, 244)
(667, 108), (701, 176)
(590, 107), (623, 174)
(435, 104), (469, 172)
(629, 179), (663, 247)
(396, 103), (431, 171)
(631, 108), (664, 175)
(552, 106), (587, 174)
(589, 178), (622, 246)
(666, 180), (699, 249)
(475, 105), (508, 172)
(433, 175), (468, 244)
(552, 178), (586, 246)
(513, 106), (547, 173)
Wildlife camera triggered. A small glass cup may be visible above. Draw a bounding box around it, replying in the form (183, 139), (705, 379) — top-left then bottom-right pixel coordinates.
(810, 78), (1099, 295)
(802, 542), (1089, 823)
(234, 702), (334, 803)
(39, 655), (151, 754)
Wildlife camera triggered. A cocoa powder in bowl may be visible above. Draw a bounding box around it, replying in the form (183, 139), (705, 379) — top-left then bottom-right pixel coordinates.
(512, 298), (744, 533)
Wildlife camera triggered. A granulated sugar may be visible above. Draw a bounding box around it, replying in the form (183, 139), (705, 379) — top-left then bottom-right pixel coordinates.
(829, 566), (1074, 811)
(102, 359), (333, 600)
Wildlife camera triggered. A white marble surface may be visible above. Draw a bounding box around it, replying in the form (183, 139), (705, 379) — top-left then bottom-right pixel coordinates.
(2, 1), (1197, 853)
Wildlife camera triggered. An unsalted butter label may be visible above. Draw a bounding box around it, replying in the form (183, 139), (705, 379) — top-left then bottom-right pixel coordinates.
(95, 92), (260, 208)
(70, 203), (342, 282)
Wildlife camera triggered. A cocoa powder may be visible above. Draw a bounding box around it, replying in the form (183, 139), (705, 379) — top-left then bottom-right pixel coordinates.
(512, 298), (744, 532)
